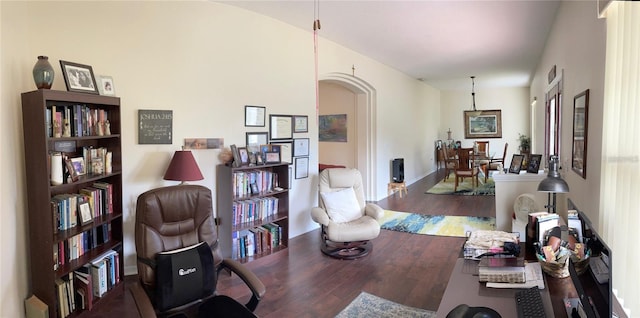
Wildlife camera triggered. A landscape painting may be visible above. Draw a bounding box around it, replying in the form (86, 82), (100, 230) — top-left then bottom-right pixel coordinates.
(319, 114), (347, 142)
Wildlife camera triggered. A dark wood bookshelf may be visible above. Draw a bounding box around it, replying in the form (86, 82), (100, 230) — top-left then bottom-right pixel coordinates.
(216, 163), (290, 263)
(21, 89), (124, 318)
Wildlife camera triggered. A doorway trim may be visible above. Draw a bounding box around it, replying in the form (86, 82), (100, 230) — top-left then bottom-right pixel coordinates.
(319, 72), (377, 200)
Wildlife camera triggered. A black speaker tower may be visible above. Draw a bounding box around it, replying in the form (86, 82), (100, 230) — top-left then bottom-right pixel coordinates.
(392, 158), (404, 182)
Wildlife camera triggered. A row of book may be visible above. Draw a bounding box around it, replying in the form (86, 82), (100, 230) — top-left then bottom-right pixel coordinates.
(55, 249), (120, 318)
(53, 224), (111, 270)
(232, 170), (278, 197)
(231, 197), (279, 225)
(80, 146), (112, 176)
(51, 181), (113, 232)
(47, 104), (109, 138)
(233, 223), (283, 259)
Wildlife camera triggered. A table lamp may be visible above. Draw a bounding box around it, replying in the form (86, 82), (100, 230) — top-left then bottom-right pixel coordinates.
(537, 155), (569, 213)
(163, 149), (204, 184)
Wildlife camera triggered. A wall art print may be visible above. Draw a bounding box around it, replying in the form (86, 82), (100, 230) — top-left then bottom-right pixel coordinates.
(319, 114), (347, 142)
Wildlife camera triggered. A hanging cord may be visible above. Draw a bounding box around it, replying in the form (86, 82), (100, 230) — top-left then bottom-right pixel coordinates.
(313, 0), (321, 124)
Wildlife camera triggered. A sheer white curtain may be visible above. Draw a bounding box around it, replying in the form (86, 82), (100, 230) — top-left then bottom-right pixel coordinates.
(600, 2), (640, 317)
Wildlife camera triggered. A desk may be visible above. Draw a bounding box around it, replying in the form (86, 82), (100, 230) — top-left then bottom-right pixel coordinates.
(436, 258), (555, 317)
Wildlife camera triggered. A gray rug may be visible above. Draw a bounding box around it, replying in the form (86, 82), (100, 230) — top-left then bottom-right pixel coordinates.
(335, 291), (436, 318)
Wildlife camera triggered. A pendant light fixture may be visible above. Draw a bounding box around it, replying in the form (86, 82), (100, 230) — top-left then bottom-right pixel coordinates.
(469, 76), (483, 116)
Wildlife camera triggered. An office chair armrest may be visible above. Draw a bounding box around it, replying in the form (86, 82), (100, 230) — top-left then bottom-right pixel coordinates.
(220, 258), (266, 312)
(129, 281), (157, 318)
(364, 203), (384, 220)
(311, 207), (330, 226)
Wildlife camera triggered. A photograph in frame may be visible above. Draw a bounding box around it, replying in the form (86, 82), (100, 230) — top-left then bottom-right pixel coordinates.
(238, 147), (250, 166)
(293, 138), (309, 157)
(270, 141), (292, 164)
(265, 151), (280, 164)
(97, 75), (116, 96)
(245, 105), (266, 127)
(70, 157), (86, 176)
(59, 60), (99, 94)
(269, 114), (293, 140)
(509, 154), (524, 174)
(293, 115), (308, 133)
(527, 154), (542, 173)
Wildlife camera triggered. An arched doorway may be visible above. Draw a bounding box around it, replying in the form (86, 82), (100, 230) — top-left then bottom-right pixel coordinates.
(319, 73), (377, 200)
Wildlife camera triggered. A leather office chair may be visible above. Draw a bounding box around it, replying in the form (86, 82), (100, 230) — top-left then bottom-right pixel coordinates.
(310, 168), (383, 259)
(454, 148), (479, 191)
(129, 185), (266, 318)
(485, 143), (508, 182)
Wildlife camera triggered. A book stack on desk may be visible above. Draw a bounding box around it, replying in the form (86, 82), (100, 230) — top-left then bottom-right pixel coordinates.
(478, 257), (526, 283)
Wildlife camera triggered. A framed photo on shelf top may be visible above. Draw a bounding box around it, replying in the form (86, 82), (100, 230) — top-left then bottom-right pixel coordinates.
(96, 75), (116, 96)
(264, 151), (280, 164)
(245, 105), (266, 127)
(509, 154), (525, 174)
(527, 154), (542, 174)
(293, 115), (308, 133)
(270, 141), (292, 164)
(463, 109), (502, 139)
(269, 114), (293, 140)
(59, 60), (99, 94)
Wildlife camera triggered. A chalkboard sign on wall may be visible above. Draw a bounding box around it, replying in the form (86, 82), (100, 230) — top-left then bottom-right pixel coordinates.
(138, 109), (173, 144)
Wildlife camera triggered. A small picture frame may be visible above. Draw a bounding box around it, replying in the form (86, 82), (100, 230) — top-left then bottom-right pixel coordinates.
(293, 138), (310, 157)
(250, 183), (259, 194)
(64, 157), (79, 182)
(59, 60), (99, 94)
(265, 151), (280, 164)
(295, 157), (309, 179)
(527, 154), (543, 174)
(238, 147), (250, 166)
(245, 105), (266, 127)
(230, 144), (241, 167)
(293, 115), (308, 133)
(70, 157), (86, 176)
(270, 142), (292, 164)
(96, 75), (116, 96)
(509, 154), (525, 174)
(79, 202), (93, 225)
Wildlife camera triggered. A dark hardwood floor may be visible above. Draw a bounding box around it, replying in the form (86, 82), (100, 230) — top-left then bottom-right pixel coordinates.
(94, 169), (495, 317)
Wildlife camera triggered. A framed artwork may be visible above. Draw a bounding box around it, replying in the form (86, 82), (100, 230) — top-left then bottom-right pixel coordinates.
(70, 157), (86, 176)
(295, 157), (309, 179)
(59, 60), (99, 94)
(96, 75), (116, 96)
(270, 141), (292, 164)
(184, 138), (223, 150)
(293, 115), (308, 133)
(527, 154), (542, 174)
(265, 151), (280, 164)
(319, 114), (347, 142)
(138, 110), (173, 144)
(79, 202), (93, 225)
(64, 157), (79, 182)
(572, 89), (589, 179)
(463, 110), (502, 139)
(293, 138), (309, 157)
(509, 154), (525, 174)
(269, 114), (293, 140)
(246, 132), (268, 151)
(245, 105), (266, 127)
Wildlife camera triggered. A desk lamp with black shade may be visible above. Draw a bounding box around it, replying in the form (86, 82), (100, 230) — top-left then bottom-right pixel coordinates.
(163, 148), (204, 184)
(537, 155), (569, 213)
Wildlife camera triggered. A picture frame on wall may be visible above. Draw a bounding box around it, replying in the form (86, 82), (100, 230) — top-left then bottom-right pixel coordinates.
(572, 89), (589, 179)
(293, 138), (309, 157)
(509, 154), (525, 174)
(295, 157), (309, 179)
(293, 115), (308, 133)
(246, 132), (268, 152)
(269, 114), (293, 140)
(59, 60), (99, 94)
(245, 105), (266, 127)
(463, 109), (502, 139)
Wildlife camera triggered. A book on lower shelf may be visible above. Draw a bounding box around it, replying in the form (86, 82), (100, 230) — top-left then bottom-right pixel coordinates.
(234, 223), (283, 259)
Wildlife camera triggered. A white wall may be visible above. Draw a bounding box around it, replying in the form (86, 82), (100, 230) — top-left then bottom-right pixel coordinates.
(529, 1), (606, 227)
(0, 2), (440, 316)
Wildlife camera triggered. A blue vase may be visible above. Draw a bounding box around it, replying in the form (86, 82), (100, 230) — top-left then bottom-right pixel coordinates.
(33, 55), (54, 89)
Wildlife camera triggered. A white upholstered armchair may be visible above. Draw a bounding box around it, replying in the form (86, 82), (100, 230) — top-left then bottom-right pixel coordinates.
(310, 168), (383, 259)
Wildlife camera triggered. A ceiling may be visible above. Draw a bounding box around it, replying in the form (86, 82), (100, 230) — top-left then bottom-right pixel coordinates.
(218, 0), (561, 91)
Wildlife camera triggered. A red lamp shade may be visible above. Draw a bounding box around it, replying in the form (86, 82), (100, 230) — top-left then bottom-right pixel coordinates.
(163, 150), (204, 183)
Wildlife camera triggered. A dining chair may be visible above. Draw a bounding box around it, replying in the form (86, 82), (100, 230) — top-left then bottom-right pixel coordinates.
(486, 143), (508, 182)
(454, 148), (479, 191)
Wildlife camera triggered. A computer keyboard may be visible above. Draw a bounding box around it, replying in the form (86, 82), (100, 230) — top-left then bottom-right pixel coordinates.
(515, 287), (547, 318)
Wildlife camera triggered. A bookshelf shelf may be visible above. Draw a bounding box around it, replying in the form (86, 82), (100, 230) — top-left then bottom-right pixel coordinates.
(217, 163), (290, 263)
(21, 89), (124, 318)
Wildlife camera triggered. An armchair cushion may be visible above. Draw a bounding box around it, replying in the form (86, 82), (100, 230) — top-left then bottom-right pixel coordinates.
(155, 241), (215, 311)
(320, 187), (363, 223)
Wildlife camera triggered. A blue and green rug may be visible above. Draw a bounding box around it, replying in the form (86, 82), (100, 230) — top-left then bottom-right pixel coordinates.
(379, 210), (495, 237)
(425, 175), (495, 195)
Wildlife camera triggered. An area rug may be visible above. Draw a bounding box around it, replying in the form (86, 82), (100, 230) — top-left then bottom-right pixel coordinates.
(335, 291), (435, 318)
(379, 210), (495, 237)
(425, 174), (495, 195)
